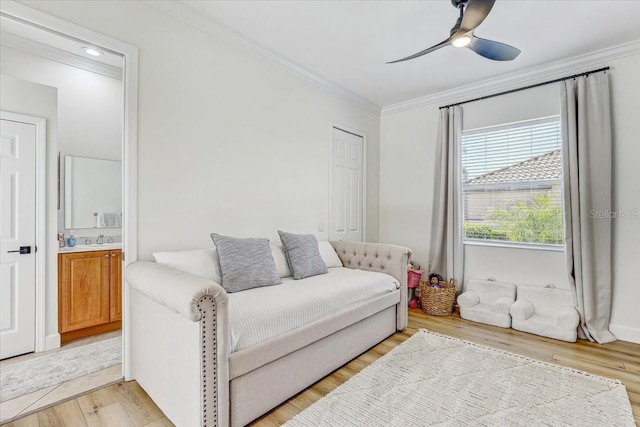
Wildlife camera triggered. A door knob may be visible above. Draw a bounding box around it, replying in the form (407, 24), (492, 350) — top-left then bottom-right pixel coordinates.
(7, 246), (31, 254)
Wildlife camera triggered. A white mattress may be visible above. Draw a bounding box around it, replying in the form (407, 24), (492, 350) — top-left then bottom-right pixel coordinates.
(227, 267), (399, 352)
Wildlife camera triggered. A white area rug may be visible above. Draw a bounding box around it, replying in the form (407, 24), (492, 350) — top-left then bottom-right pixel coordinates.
(286, 330), (634, 426)
(1, 337), (121, 402)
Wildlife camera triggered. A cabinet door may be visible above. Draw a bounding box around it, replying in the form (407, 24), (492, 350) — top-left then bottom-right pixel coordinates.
(110, 250), (122, 321)
(59, 251), (111, 333)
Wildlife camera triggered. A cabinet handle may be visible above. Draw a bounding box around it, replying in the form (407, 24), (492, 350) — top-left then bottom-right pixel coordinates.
(105, 254), (109, 258)
(111, 253), (116, 257)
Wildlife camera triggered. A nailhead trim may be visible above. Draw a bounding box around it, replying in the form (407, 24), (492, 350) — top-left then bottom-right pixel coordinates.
(198, 296), (217, 427)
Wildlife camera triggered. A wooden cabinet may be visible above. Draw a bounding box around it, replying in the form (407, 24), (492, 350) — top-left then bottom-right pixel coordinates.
(58, 249), (122, 343)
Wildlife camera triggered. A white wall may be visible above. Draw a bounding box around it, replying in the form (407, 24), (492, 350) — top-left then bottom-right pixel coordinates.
(608, 53), (640, 342)
(0, 74), (59, 349)
(380, 54), (640, 342)
(380, 105), (438, 265)
(21, 0), (381, 256)
(0, 45), (123, 239)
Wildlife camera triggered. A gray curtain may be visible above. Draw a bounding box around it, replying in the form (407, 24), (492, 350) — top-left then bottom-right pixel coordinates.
(560, 72), (616, 344)
(428, 106), (464, 289)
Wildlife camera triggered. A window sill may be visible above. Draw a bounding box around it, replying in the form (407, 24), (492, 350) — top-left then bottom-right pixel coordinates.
(463, 239), (565, 252)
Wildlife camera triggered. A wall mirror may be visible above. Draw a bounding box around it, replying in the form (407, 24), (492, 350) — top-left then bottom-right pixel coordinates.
(64, 155), (122, 229)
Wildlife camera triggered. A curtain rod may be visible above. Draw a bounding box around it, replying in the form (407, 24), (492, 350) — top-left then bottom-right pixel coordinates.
(439, 66), (610, 110)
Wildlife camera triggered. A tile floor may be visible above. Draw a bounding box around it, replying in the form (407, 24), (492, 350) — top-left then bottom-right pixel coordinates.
(0, 331), (122, 424)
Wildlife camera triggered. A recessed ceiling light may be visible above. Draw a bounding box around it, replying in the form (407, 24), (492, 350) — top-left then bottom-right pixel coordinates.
(82, 47), (103, 57)
(452, 35), (472, 48)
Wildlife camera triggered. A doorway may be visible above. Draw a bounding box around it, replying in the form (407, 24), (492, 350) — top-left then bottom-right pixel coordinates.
(329, 124), (366, 242)
(0, 1), (138, 418)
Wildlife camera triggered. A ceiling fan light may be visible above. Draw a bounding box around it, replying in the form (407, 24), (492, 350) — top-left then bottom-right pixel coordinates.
(452, 35), (472, 48)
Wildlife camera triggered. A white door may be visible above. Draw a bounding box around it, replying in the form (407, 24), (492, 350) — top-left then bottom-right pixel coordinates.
(1, 119), (37, 360)
(330, 126), (364, 242)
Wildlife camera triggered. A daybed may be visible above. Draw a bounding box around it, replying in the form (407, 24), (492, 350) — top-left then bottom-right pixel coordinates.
(125, 240), (411, 427)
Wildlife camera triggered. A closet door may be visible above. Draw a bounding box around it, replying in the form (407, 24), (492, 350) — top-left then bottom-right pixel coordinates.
(330, 126), (364, 242)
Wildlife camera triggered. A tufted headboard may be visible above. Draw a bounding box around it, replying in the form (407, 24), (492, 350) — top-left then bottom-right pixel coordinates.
(330, 241), (412, 330)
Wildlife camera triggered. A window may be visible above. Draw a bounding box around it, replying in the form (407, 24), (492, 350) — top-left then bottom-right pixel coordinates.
(461, 116), (564, 247)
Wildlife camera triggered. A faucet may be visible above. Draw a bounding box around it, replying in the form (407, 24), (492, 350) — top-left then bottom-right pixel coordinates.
(97, 234), (104, 244)
(84, 237), (92, 245)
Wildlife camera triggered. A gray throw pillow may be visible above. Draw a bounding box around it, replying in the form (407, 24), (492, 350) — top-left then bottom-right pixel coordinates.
(278, 231), (328, 280)
(210, 233), (282, 293)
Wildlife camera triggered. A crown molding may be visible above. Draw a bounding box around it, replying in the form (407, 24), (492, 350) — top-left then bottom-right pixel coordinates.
(0, 31), (122, 80)
(144, 0), (381, 115)
(382, 39), (640, 116)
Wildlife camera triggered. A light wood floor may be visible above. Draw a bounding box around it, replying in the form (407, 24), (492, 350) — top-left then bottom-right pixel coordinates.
(4, 310), (639, 426)
(1, 381), (171, 427)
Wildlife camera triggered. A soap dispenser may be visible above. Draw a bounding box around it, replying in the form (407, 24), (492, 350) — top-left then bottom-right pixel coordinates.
(67, 232), (76, 248)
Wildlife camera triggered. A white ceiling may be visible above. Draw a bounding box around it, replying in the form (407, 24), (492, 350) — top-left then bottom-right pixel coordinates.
(1, 14), (123, 70)
(176, 0), (640, 108)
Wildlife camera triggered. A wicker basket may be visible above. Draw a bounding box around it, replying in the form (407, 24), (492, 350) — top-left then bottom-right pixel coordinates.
(420, 279), (457, 316)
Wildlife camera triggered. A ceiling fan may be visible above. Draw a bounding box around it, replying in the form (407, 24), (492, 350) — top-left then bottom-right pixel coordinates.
(387, 0), (520, 64)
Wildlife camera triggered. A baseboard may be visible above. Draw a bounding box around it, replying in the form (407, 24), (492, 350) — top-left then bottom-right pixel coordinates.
(45, 333), (60, 350)
(610, 324), (640, 344)
(60, 321), (122, 344)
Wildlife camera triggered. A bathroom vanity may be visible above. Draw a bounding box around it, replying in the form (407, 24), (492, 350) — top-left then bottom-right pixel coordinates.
(58, 245), (122, 343)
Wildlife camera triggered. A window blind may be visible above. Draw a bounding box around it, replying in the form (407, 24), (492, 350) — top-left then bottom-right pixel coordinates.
(461, 117), (564, 246)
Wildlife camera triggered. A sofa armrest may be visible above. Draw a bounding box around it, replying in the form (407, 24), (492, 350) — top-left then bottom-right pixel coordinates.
(125, 261), (228, 322)
(457, 291), (480, 308)
(126, 261), (230, 426)
(493, 296), (515, 314)
(557, 306), (580, 329)
(510, 299), (534, 320)
(331, 241), (412, 331)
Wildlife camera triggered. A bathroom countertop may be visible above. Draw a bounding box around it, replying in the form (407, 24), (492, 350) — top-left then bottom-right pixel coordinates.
(58, 243), (122, 253)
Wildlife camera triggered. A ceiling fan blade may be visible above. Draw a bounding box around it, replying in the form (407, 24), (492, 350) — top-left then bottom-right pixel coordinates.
(386, 37), (452, 64)
(467, 35), (520, 61)
(458, 0), (496, 34)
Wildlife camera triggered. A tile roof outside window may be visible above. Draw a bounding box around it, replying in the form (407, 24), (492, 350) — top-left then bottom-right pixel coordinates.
(466, 149), (562, 185)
